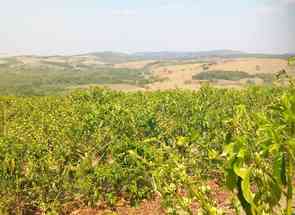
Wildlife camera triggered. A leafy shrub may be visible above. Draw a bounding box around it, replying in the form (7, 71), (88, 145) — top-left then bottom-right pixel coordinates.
(0, 86), (293, 214)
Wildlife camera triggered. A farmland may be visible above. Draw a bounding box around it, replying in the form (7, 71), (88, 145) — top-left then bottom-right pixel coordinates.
(0, 52), (294, 96)
(1, 83), (295, 214)
(2, 0), (295, 212)
(0, 52), (295, 214)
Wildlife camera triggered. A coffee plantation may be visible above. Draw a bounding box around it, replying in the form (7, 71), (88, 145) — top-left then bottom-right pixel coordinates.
(0, 84), (294, 214)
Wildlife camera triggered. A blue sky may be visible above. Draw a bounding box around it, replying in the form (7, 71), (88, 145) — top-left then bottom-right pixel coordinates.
(0, 0), (294, 55)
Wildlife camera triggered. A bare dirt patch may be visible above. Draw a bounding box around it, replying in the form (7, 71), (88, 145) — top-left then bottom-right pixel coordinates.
(70, 195), (164, 215)
(69, 180), (234, 215)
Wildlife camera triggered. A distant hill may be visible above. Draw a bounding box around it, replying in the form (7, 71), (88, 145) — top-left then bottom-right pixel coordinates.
(1, 50), (293, 64)
(131, 50), (246, 59)
(81, 51), (133, 64)
(82, 50), (292, 62)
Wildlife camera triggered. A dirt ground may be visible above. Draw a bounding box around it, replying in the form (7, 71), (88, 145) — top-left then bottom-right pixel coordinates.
(70, 180), (234, 215)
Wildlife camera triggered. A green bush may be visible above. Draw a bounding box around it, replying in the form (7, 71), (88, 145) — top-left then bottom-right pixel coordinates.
(193, 70), (252, 81)
(0, 85), (293, 214)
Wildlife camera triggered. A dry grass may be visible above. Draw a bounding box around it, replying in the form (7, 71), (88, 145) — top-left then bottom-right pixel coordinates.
(145, 58), (290, 91)
(146, 63), (203, 90)
(114, 60), (156, 69)
(152, 63), (202, 75)
(16, 56), (42, 65)
(209, 58), (289, 74)
(14, 55), (106, 67)
(2, 56), (290, 92)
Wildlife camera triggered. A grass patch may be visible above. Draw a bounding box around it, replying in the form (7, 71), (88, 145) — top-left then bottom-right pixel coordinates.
(192, 70), (276, 84)
(0, 62), (151, 96)
(193, 70), (252, 81)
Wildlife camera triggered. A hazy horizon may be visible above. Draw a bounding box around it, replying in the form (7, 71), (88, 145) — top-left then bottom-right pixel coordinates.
(1, 49), (295, 58)
(1, 0), (295, 55)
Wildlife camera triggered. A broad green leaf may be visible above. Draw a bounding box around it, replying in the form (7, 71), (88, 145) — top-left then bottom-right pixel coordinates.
(241, 172), (254, 204)
(233, 160), (249, 180)
(273, 153), (283, 185)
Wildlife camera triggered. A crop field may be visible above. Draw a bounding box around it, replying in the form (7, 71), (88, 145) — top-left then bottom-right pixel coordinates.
(0, 84), (295, 214)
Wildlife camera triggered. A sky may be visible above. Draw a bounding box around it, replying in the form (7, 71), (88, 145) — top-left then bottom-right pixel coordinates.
(0, 0), (294, 55)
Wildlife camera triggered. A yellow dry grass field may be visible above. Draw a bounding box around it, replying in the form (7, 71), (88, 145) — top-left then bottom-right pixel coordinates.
(153, 63), (202, 75)
(42, 57), (67, 64)
(65, 58), (290, 92)
(16, 56), (42, 65)
(80, 59), (105, 65)
(209, 58), (289, 74)
(14, 55), (105, 67)
(66, 55), (105, 65)
(114, 60), (156, 69)
(145, 58), (290, 91)
(147, 63), (203, 90)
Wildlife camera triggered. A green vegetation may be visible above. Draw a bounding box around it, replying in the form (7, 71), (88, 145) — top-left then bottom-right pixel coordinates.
(0, 58), (150, 96)
(192, 70), (252, 81)
(288, 56), (295, 66)
(0, 85), (294, 214)
(255, 73), (275, 83)
(193, 70), (276, 84)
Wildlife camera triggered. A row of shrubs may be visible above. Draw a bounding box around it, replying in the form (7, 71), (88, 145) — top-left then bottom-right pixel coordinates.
(192, 70), (275, 83)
